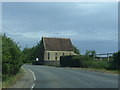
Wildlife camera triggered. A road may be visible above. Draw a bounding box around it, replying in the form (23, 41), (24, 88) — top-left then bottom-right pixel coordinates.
(22, 64), (118, 88)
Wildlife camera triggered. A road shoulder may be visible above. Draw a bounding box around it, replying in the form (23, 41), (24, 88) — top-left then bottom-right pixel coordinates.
(9, 67), (34, 88)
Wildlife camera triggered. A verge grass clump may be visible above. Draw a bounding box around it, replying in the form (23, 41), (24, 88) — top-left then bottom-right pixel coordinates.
(2, 68), (24, 88)
(80, 55), (110, 69)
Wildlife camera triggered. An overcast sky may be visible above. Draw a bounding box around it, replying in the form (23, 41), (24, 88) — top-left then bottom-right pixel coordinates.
(2, 2), (118, 54)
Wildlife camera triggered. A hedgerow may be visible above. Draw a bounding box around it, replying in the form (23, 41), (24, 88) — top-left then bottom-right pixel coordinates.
(2, 34), (23, 81)
(60, 55), (110, 69)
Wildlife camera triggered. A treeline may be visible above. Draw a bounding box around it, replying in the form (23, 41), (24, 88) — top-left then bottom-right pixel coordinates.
(60, 51), (120, 70)
(21, 39), (44, 64)
(2, 34), (23, 81)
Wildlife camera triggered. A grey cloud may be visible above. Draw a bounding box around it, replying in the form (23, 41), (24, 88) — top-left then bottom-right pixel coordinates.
(2, 2), (118, 53)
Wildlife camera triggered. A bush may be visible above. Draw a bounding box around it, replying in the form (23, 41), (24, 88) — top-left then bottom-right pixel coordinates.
(80, 55), (110, 69)
(2, 34), (22, 81)
(60, 55), (110, 69)
(60, 55), (81, 67)
(108, 51), (120, 70)
(22, 38), (44, 64)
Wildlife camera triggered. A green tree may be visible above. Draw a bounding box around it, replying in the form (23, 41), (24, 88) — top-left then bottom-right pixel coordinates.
(2, 34), (22, 81)
(21, 37), (44, 64)
(85, 50), (91, 56)
(85, 50), (96, 57)
(72, 45), (80, 54)
(91, 50), (96, 57)
(109, 51), (120, 70)
(22, 47), (33, 63)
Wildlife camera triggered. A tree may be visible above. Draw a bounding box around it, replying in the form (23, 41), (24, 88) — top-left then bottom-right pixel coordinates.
(109, 51), (120, 70)
(85, 50), (91, 56)
(2, 34), (22, 81)
(85, 50), (96, 57)
(22, 47), (33, 63)
(72, 45), (80, 54)
(21, 37), (44, 64)
(91, 50), (96, 57)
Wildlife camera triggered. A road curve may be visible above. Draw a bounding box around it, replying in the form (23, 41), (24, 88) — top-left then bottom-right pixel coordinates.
(23, 64), (118, 88)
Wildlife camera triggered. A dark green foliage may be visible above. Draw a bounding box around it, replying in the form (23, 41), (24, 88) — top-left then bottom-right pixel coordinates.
(80, 55), (110, 69)
(2, 34), (23, 81)
(85, 50), (96, 57)
(60, 55), (81, 67)
(108, 51), (120, 70)
(72, 45), (80, 54)
(22, 37), (44, 65)
(60, 54), (110, 69)
(22, 47), (33, 63)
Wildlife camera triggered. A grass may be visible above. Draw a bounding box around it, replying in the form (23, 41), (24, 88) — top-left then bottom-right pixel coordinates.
(2, 68), (24, 88)
(65, 67), (119, 74)
(45, 64), (60, 67)
(44, 64), (119, 74)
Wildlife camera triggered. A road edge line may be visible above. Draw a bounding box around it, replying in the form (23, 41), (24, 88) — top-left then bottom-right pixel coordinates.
(27, 68), (36, 89)
(31, 84), (35, 90)
(27, 69), (36, 80)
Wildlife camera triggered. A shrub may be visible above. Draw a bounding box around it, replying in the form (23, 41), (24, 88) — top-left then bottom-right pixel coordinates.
(108, 51), (120, 70)
(2, 34), (22, 81)
(60, 55), (81, 67)
(80, 55), (110, 69)
(22, 37), (44, 64)
(60, 55), (111, 69)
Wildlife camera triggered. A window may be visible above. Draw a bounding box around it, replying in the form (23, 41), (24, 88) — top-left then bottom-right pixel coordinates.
(48, 52), (50, 60)
(55, 53), (57, 60)
(63, 52), (64, 56)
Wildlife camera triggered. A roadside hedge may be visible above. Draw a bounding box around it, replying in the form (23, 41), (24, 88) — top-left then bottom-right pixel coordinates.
(108, 51), (120, 70)
(60, 55), (81, 67)
(60, 55), (110, 69)
(2, 34), (23, 81)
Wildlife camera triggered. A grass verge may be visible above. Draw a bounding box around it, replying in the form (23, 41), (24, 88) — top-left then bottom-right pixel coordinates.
(2, 68), (24, 88)
(44, 64), (60, 67)
(65, 67), (119, 74)
(44, 64), (119, 74)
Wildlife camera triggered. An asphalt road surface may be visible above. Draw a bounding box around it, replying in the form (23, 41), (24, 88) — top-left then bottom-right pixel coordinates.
(22, 64), (118, 88)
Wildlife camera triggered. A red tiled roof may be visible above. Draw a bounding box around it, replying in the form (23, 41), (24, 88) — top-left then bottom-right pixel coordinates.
(43, 37), (73, 51)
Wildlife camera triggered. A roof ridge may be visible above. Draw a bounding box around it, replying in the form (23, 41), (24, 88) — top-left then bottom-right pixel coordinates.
(43, 37), (70, 39)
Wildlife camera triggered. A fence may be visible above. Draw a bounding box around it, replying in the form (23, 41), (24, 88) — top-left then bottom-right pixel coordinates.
(95, 53), (114, 60)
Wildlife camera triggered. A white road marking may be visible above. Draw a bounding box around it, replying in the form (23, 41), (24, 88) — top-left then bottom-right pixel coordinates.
(27, 68), (36, 89)
(31, 84), (35, 90)
(27, 69), (36, 80)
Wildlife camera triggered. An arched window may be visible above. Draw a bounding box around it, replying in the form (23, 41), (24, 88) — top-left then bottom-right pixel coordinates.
(48, 52), (50, 60)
